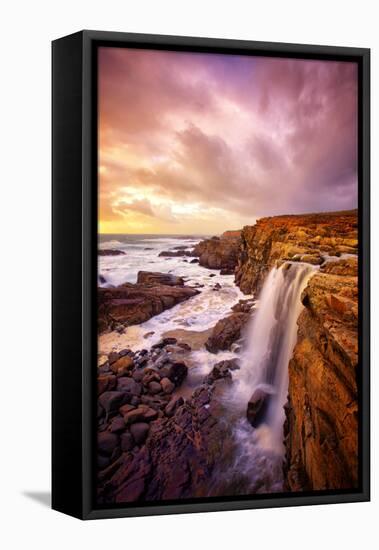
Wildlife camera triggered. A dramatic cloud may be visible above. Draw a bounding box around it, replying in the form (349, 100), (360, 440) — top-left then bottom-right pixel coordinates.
(98, 47), (358, 234)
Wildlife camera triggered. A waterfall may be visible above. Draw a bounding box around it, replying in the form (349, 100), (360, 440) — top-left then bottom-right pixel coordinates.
(235, 261), (317, 454)
(209, 262), (317, 495)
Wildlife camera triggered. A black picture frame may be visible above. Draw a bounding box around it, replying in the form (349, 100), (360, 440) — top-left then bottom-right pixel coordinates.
(52, 30), (370, 520)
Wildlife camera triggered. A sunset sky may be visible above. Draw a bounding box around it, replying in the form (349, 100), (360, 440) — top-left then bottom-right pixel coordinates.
(98, 47), (358, 235)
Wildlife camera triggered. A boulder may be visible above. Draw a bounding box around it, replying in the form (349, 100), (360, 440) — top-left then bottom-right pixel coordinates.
(120, 431), (134, 452)
(205, 359), (239, 385)
(148, 381), (162, 394)
(160, 377), (175, 394)
(246, 388), (270, 427)
(116, 377), (142, 396)
(98, 374), (116, 396)
(205, 312), (250, 353)
(99, 391), (129, 416)
(130, 422), (150, 445)
(164, 396), (184, 417)
(123, 405), (158, 424)
(162, 362), (188, 386)
(98, 249), (125, 256)
(110, 355), (134, 375)
(98, 431), (119, 455)
(137, 271), (184, 286)
(158, 250), (193, 257)
(109, 416), (126, 433)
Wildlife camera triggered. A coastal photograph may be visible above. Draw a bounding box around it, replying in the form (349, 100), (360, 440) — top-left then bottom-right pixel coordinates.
(96, 47), (359, 504)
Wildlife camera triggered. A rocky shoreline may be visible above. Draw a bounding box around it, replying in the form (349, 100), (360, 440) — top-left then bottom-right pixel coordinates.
(97, 337), (242, 503)
(97, 209), (359, 499)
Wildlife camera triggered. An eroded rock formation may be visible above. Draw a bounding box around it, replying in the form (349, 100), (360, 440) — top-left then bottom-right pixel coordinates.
(235, 210), (358, 491)
(98, 273), (199, 333)
(284, 256), (358, 490)
(235, 210), (358, 294)
(193, 232), (241, 273)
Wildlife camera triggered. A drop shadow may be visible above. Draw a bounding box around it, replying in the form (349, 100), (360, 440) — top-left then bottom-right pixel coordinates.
(22, 491), (51, 508)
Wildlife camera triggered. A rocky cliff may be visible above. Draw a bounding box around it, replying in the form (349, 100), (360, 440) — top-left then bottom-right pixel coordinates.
(284, 256), (358, 490)
(235, 210), (358, 294)
(234, 209), (359, 491)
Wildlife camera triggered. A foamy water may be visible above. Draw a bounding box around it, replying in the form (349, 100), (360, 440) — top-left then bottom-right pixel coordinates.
(98, 236), (317, 495)
(98, 234), (250, 354)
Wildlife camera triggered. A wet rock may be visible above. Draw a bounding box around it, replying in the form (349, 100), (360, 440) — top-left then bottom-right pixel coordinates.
(162, 362), (188, 386)
(109, 416), (126, 433)
(231, 299), (255, 314)
(110, 355), (134, 375)
(192, 232), (240, 271)
(120, 431), (134, 452)
(98, 431), (119, 455)
(108, 351), (119, 365)
(164, 396), (184, 417)
(158, 250), (194, 258)
(141, 395), (169, 411)
(205, 312), (250, 353)
(205, 359), (239, 385)
(132, 369), (145, 382)
(99, 391), (130, 416)
(99, 249), (125, 256)
(190, 258), (199, 264)
(98, 454), (111, 470)
(116, 377), (142, 396)
(130, 422), (150, 445)
(130, 396), (140, 407)
(247, 388), (270, 427)
(177, 342), (192, 351)
(119, 348), (133, 357)
(98, 280), (199, 333)
(152, 337), (177, 349)
(162, 328), (213, 351)
(148, 381), (162, 394)
(160, 377), (175, 394)
(123, 405), (158, 425)
(98, 374), (116, 396)
(137, 271), (185, 286)
(119, 403), (135, 416)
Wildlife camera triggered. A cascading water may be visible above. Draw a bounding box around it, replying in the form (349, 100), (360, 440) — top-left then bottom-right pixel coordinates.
(214, 262), (316, 495)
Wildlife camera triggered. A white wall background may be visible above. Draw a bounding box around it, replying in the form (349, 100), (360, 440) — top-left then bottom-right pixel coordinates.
(1, 0), (376, 548)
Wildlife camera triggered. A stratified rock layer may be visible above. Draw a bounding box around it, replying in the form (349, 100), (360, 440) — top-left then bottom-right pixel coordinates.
(193, 232), (241, 273)
(235, 210), (358, 294)
(284, 256), (358, 491)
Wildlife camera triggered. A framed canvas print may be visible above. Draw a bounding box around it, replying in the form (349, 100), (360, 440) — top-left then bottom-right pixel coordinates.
(52, 30), (370, 519)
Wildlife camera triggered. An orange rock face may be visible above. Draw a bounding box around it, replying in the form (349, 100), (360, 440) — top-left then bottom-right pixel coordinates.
(235, 210), (358, 294)
(284, 256), (358, 491)
(234, 209), (359, 492)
